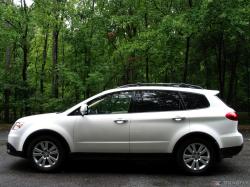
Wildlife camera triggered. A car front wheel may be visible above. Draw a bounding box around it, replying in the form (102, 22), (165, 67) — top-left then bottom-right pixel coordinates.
(27, 136), (65, 172)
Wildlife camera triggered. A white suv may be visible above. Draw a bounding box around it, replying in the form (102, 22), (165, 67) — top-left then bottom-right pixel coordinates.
(7, 83), (243, 174)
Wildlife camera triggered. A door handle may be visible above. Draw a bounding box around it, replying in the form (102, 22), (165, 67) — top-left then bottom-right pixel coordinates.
(172, 117), (186, 122)
(114, 119), (128, 124)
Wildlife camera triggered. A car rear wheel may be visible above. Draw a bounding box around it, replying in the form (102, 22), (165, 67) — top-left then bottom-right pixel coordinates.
(27, 136), (65, 172)
(176, 138), (216, 175)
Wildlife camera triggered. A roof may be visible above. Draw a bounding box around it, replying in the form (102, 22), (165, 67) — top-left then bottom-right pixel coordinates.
(119, 83), (203, 89)
(102, 83), (219, 96)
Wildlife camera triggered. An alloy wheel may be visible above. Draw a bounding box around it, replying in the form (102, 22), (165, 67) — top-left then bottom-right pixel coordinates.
(32, 141), (59, 168)
(183, 143), (210, 171)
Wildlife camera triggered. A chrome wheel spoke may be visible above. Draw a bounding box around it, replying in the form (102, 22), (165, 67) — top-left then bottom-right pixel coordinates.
(47, 157), (53, 165)
(200, 155), (209, 161)
(49, 145), (56, 152)
(50, 150), (58, 155)
(199, 158), (208, 165)
(200, 148), (207, 155)
(49, 155), (57, 162)
(184, 157), (194, 163)
(33, 152), (43, 157)
(34, 148), (43, 153)
(41, 158), (46, 167)
(191, 160), (196, 169)
(183, 143), (210, 171)
(44, 141), (49, 150)
(37, 157), (43, 165)
(183, 154), (192, 159)
(187, 146), (193, 153)
(195, 160), (200, 170)
(191, 144), (197, 152)
(197, 145), (204, 153)
(32, 140), (59, 168)
(40, 142), (45, 150)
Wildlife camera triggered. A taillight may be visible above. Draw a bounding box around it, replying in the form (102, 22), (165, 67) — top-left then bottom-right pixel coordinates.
(225, 112), (238, 121)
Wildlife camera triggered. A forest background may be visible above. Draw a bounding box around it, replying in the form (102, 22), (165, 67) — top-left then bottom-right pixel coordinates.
(0, 0), (249, 123)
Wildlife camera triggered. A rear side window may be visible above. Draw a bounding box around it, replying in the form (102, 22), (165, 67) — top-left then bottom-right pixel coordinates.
(131, 90), (183, 113)
(180, 92), (210, 110)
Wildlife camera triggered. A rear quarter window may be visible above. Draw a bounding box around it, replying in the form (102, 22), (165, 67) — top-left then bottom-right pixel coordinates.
(180, 92), (210, 110)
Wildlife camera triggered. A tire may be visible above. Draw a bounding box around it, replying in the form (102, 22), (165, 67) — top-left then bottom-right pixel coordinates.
(176, 138), (216, 175)
(27, 135), (66, 172)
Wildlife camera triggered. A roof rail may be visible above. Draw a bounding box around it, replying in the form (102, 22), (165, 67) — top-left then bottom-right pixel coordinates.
(119, 83), (203, 89)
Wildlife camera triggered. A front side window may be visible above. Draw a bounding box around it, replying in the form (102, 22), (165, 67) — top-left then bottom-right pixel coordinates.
(180, 92), (210, 110)
(131, 90), (183, 113)
(87, 91), (133, 114)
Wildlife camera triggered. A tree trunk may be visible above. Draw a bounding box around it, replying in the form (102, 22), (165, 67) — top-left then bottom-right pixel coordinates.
(146, 52), (149, 82)
(183, 36), (190, 83)
(61, 36), (65, 99)
(34, 42), (39, 113)
(216, 34), (226, 99)
(3, 46), (11, 122)
(52, 29), (59, 98)
(188, 0), (192, 7)
(20, 0), (29, 115)
(84, 0), (95, 98)
(246, 48), (250, 116)
(21, 0), (28, 83)
(204, 58), (211, 89)
(40, 30), (48, 95)
(203, 48), (211, 89)
(227, 43), (239, 104)
(73, 46), (80, 100)
(84, 46), (90, 98)
(144, 12), (149, 82)
(182, 0), (192, 83)
(22, 25), (28, 83)
(22, 24), (29, 115)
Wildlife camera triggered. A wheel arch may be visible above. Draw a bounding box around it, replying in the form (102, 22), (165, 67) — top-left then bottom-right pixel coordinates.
(172, 132), (221, 161)
(22, 129), (71, 157)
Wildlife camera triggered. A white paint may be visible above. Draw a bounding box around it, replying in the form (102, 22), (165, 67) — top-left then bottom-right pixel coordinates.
(8, 86), (243, 155)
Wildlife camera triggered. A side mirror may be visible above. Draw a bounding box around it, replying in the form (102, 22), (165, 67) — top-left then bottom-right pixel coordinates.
(80, 104), (88, 116)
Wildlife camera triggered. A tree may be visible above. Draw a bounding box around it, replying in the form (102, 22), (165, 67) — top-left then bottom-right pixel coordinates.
(0, 0), (249, 123)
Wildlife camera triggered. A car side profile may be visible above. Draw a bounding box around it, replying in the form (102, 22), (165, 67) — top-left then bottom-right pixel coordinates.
(7, 83), (243, 174)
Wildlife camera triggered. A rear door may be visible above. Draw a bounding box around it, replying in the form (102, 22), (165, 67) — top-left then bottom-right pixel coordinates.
(129, 90), (189, 153)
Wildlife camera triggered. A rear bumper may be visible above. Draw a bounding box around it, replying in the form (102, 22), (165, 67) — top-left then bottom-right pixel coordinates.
(7, 143), (25, 157)
(220, 144), (243, 158)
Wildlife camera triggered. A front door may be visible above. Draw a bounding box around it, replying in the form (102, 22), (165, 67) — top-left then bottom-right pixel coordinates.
(74, 91), (133, 153)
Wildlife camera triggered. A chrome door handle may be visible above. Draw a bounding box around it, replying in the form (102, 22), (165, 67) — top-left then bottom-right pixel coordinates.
(114, 119), (128, 124)
(172, 117), (186, 122)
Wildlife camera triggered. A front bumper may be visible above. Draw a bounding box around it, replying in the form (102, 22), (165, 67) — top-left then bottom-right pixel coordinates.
(7, 143), (24, 157)
(220, 144), (243, 158)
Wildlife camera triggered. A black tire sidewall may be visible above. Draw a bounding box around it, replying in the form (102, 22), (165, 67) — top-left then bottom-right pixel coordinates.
(176, 138), (216, 175)
(27, 135), (65, 172)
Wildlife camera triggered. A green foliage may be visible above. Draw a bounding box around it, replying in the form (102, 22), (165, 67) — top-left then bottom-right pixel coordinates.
(0, 0), (249, 122)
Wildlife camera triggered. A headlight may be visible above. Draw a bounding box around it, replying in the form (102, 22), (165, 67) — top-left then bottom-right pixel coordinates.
(12, 122), (24, 130)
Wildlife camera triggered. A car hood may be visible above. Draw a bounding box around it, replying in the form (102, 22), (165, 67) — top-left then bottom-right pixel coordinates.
(17, 113), (60, 124)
